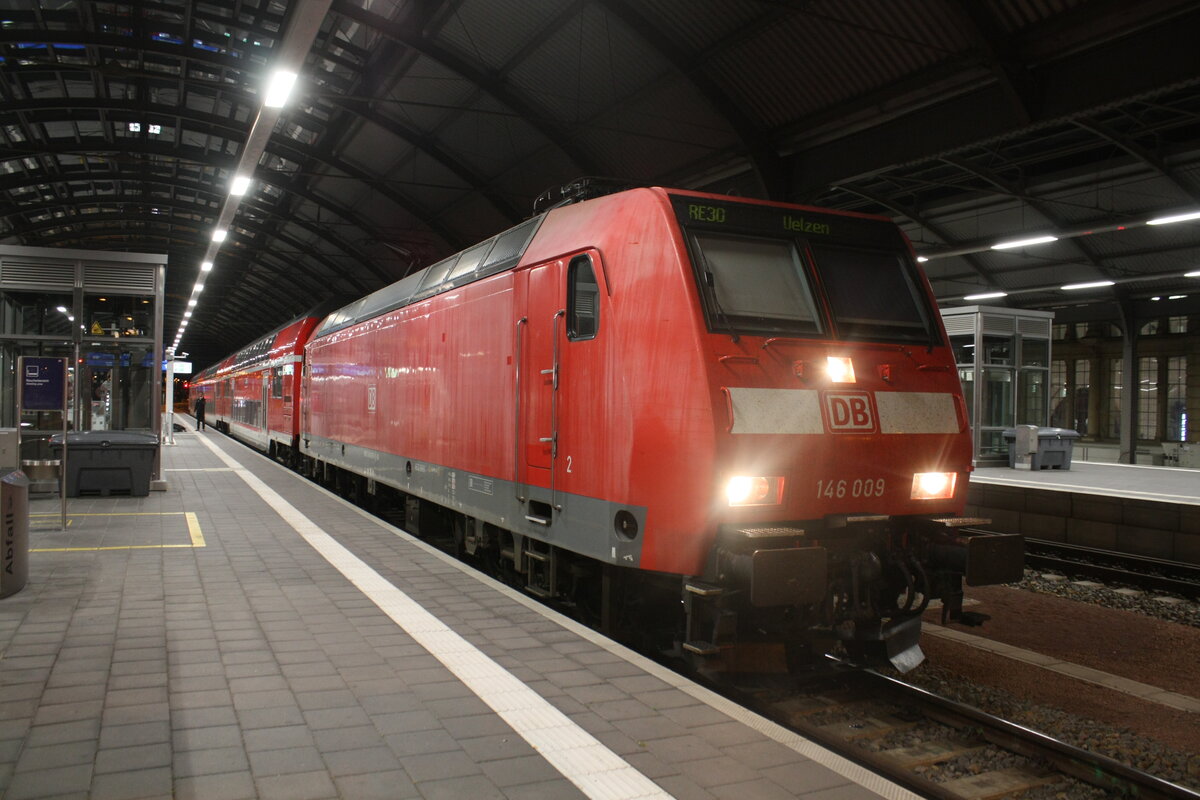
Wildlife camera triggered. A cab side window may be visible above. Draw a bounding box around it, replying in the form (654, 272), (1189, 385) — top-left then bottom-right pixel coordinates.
(567, 255), (600, 341)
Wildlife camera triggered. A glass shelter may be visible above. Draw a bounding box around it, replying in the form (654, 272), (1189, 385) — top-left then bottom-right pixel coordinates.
(941, 306), (1054, 465)
(0, 244), (166, 478)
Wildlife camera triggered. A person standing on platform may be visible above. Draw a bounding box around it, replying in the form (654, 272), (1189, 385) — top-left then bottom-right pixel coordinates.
(194, 395), (207, 431)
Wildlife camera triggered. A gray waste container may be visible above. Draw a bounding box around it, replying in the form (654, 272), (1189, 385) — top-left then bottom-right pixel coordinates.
(1, 470), (30, 598)
(50, 431), (159, 497)
(1003, 427), (1081, 470)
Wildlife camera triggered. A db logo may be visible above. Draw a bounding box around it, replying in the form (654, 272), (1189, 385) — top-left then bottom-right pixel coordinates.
(821, 391), (877, 433)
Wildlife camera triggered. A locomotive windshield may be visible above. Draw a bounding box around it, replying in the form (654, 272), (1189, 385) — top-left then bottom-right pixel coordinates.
(693, 232), (823, 335)
(674, 195), (937, 344)
(810, 243), (935, 343)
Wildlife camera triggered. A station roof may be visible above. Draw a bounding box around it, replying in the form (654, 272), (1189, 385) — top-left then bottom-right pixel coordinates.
(1, 0), (1198, 368)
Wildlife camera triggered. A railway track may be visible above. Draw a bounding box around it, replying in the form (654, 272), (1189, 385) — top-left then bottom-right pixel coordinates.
(721, 662), (1200, 800)
(1021, 538), (1200, 599)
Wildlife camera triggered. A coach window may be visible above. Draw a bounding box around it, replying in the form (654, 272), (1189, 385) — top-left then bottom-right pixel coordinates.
(567, 255), (600, 340)
(271, 367), (283, 399)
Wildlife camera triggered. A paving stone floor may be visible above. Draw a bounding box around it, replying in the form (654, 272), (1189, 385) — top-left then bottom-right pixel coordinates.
(0, 428), (904, 800)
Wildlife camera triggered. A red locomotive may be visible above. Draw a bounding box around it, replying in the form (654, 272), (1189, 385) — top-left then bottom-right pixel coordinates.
(195, 183), (1022, 671)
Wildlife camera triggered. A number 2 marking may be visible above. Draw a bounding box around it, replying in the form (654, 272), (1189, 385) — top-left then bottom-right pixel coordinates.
(566, 455), (573, 473)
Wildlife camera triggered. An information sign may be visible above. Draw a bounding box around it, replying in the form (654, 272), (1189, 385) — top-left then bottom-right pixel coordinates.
(21, 357), (67, 411)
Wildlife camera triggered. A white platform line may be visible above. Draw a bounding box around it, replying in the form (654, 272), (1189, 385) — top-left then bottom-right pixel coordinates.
(194, 434), (674, 800)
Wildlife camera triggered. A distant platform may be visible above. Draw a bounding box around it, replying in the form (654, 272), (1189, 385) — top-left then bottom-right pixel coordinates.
(972, 461), (1200, 506)
(967, 462), (1199, 565)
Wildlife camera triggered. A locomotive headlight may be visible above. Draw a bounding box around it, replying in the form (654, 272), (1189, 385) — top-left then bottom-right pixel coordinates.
(910, 471), (957, 500)
(726, 476), (783, 507)
(826, 356), (856, 383)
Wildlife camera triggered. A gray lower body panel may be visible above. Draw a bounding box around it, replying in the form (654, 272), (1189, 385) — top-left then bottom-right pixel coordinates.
(300, 433), (647, 568)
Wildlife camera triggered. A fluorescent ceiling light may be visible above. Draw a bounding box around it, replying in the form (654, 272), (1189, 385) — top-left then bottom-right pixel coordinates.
(1186, 270), (1200, 278)
(188, 299), (197, 307)
(212, 229), (227, 243)
(1061, 280), (1115, 291)
(964, 292), (1008, 300)
(201, 261), (213, 272)
(1147, 210), (1200, 226)
(184, 311), (192, 318)
(229, 175), (252, 195)
(916, 256), (929, 262)
(991, 235), (1058, 250)
(194, 283), (204, 293)
(264, 69), (297, 107)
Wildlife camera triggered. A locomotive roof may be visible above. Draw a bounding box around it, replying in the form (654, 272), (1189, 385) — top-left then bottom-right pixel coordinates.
(312, 213), (546, 339)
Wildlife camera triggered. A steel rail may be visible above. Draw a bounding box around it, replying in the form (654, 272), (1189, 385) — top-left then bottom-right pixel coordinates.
(862, 669), (1200, 800)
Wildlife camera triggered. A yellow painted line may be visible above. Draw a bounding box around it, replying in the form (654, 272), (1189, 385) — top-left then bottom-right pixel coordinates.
(32, 512), (188, 517)
(29, 511), (206, 552)
(186, 512), (205, 547)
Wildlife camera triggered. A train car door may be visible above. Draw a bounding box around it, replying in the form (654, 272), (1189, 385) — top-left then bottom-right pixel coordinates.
(516, 260), (563, 516)
(261, 372), (269, 434)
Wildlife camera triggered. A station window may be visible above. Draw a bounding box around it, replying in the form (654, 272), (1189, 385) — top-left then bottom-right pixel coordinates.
(1167, 356), (1187, 441)
(1137, 357), (1158, 440)
(1107, 358), (1122, 439)
(567, 255), (600, 341)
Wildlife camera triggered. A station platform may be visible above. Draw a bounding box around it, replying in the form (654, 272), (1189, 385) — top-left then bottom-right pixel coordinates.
(0, 424), (917, 800)
(968, 462), (1200, 564)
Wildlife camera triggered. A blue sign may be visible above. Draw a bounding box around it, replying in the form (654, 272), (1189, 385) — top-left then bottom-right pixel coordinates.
(22, 357), (67, 411)
(86, 352), (116, 367)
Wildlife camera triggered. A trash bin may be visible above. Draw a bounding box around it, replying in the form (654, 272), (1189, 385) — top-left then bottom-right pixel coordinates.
(1003, 427), (1081, 470)
(50, 430), (159, 497)
(1, 470), (30, 598)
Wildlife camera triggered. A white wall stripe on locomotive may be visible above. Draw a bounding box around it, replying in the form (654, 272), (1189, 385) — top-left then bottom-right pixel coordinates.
(874, 391), (960, 434)
(194, 435), (674, 800)
(728, 388), (959, 435)
(728, 387), (824, 434)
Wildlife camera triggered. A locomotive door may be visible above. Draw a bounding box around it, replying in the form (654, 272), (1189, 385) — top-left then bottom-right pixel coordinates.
(516, 260), (564, 512)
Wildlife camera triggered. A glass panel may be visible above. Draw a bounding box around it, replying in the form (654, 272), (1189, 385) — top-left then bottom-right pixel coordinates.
(810, 244), (932, 343)
(951, 338), (975, 364)
(958, 367), (975, 433)
(982, 336), (1012, 365)
(692, 232), (822, 335)
(84, 293), (153, 339)
(1020, 338), (1048, 367)
(1018, 370), (1046, 425)
(982, 367), (1013, 427)
(979, 429), (1007, 457)
(79, 345), (156, 430)
(0, 289), (75, 336)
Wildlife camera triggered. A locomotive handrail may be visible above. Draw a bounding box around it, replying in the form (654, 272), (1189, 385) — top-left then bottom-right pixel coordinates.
(514, 316), (527, 503)
(760, 337), (806, 350)
(550, 309), (565, 512)
(718, 354), (759, 365)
